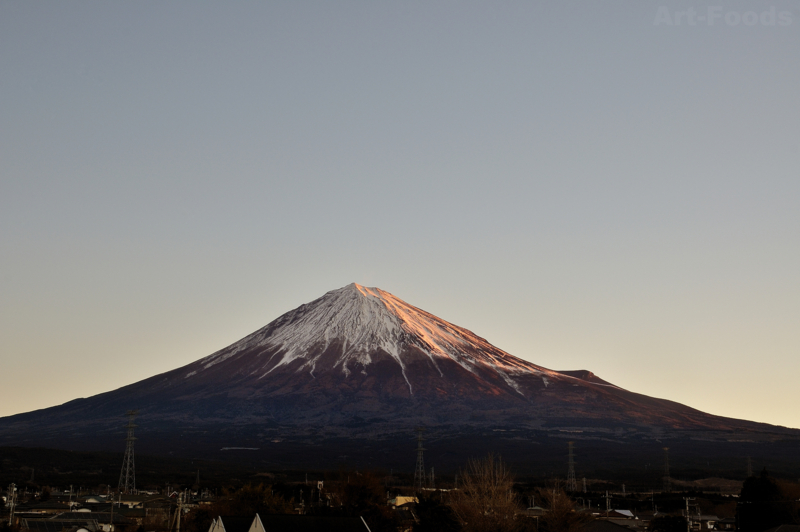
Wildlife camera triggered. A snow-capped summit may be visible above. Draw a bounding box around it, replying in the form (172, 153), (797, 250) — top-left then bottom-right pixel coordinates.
(192, 283), (550, 395)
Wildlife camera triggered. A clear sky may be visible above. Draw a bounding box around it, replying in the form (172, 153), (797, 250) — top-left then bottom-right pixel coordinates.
(1, 1), (798, 429)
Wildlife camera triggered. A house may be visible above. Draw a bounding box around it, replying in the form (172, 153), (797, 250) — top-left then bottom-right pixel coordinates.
(15, 500), (73, 515)
(586, 520), (640, 532)
(634, 510), (660, 529)
(50, 511), (131, 532)
(388, 496), (418, 509)
(524, 506), (547, 517)
(594, 509), (643, 530)
(697, 515), (719, 531)
(717, 517), (736, 530)
(257, 514), (371, 531)
(600, 518), (644, 530)
(20, 518), (101, 532)
(209, 513), (371, 532)
(113, 494), (165, 509)
(209, 516), (255, 532)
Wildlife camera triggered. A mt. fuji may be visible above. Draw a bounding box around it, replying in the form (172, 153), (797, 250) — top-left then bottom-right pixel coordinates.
(0, 283), (796, 470)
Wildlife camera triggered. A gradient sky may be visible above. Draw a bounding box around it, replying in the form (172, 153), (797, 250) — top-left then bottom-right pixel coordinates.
(1, 1), (798, 429)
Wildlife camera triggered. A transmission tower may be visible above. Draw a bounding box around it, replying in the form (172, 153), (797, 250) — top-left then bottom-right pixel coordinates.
(662, 447), (671, 493)
(413, 428), (426, 491)
(566, 442), (577, 492)
(118, 410), (138, 494)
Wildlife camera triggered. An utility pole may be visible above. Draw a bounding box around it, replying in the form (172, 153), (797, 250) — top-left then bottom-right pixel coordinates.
(171, 489), (189, 532)
(109, 492), (115, 532)
(7, 484), (18, 526)
(176, 491), (183, 532)
(684, 497), (694, 532)
(746, 456), (753, 478)
(663, 447), (671, 493)
(582, 477), (587, 493)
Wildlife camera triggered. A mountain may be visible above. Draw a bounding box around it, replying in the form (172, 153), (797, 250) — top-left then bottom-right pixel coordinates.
(1, 283), (797, 473)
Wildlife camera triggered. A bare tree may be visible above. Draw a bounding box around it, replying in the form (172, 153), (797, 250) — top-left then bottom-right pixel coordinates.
(449, 454), (526, 532)
(538, 488), (593, 532)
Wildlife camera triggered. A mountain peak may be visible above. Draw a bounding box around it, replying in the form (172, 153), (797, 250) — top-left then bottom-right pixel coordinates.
(342, 282), (385, 299)
(193, 283), (546, 394)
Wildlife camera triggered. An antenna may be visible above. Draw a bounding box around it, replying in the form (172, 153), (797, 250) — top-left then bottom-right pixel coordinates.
(566, 442), (577, 492)
(118, 410), (139, 494)
(413, 427), (426, 491)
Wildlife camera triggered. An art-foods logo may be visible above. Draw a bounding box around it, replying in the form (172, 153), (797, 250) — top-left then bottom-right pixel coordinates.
(654, 6), (792, 26)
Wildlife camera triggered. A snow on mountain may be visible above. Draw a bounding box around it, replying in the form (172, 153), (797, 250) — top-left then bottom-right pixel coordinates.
(191, 283), (552, 395)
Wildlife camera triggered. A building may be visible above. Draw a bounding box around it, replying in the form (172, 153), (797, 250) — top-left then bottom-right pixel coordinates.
(209, 513), (370, 532)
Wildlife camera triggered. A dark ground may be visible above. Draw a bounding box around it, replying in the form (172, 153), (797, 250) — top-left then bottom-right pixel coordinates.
(2, 428), (798, 493)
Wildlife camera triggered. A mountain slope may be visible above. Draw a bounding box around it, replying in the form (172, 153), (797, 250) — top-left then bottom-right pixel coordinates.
(0, 283), (794, 460)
